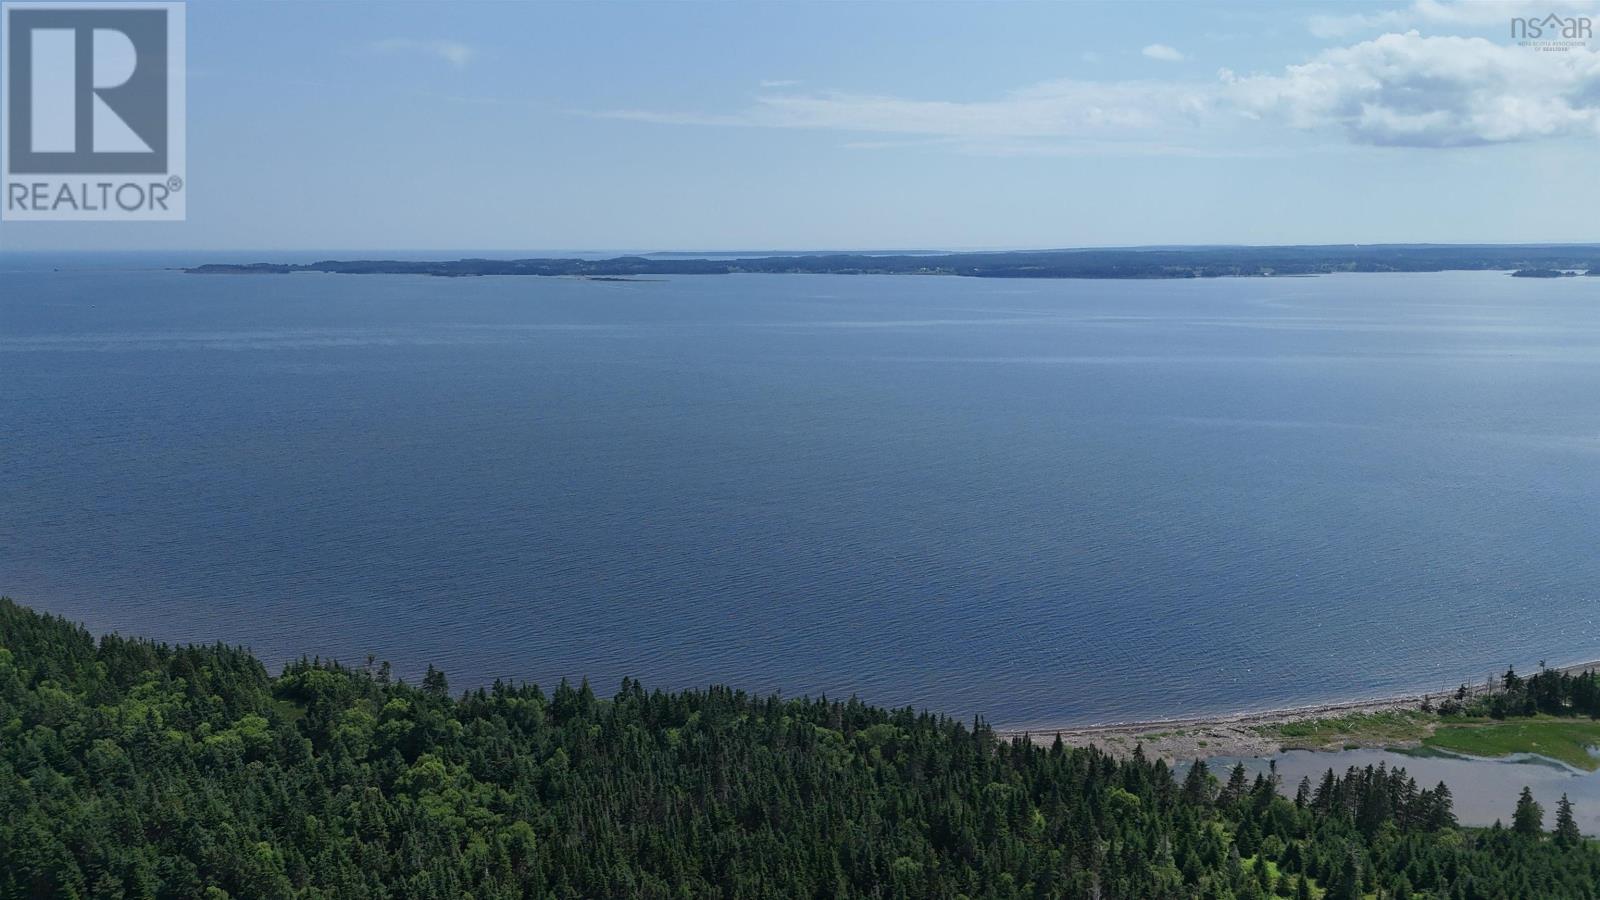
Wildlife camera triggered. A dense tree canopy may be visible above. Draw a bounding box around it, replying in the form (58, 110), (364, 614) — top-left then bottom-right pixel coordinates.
(2, 598), (1597, 899)
(1440, 666), (1600, 721)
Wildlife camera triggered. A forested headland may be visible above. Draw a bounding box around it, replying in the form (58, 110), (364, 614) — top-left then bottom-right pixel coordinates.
(185, 244), (1600, 280)
(3, 597), (1599, 899)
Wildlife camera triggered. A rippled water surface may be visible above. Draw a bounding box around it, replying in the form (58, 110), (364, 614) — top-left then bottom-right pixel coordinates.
(4, 263), (1600, 727)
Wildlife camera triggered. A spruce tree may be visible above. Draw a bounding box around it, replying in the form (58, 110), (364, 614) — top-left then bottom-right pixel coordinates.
(1183, 759), (1212, 805)
(1512, 786), (1544, 837)
(1554, 793), (1582, 847)
(1331, 848), (1362, 900)
(1427, 782), (1457, 830)
(1222, 763), (1249, 805)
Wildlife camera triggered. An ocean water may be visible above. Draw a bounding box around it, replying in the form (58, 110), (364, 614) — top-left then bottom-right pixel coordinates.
(4, 261), (1600, 728)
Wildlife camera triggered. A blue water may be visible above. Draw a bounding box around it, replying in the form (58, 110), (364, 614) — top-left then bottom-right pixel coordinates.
(4, 262), (1600, 728)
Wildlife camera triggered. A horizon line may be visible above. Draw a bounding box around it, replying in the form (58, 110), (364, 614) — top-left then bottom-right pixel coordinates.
(7, 240), (1600, 258)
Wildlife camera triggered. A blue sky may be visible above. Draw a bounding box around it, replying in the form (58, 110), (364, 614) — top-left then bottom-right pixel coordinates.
(4, 0), (1600, 252)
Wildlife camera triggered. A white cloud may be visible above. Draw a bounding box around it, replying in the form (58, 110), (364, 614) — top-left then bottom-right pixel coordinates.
(596, 78), (1216, 146)
(1142, 43), (1186, 62)
(1226, 31), (1600, 147)
(592, 108), (752, 128)
(760, 79), (802, 88)
(592, 28), (1600, 153)
(372, 38), (477, 68)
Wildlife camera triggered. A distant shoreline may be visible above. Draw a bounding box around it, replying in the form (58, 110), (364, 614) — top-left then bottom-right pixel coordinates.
(183, 244), (1600, 281)
(999, 657), (1600, 762)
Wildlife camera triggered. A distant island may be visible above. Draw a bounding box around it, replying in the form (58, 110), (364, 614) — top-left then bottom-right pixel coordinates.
(188, 244), (1600, 280)
(1511, 268), (1585, 278)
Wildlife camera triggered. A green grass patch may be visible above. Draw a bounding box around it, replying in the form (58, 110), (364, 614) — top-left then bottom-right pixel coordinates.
(1423, 716), (1600, 771)
(1258, 710), (1433, 750)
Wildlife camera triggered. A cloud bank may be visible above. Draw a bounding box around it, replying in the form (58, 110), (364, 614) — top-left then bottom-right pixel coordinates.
(595, 28), (1600, 152)
(1228, 31), (1600, 147)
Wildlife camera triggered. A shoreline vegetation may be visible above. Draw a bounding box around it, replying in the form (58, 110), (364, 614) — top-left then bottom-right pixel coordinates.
(5, 597), (1600, 899)
(184, 243), (1600, 280)
(1005, 662), (1600, 771)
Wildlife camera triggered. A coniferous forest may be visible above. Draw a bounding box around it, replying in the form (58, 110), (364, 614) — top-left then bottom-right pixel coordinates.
(3, 598), (1599, 899)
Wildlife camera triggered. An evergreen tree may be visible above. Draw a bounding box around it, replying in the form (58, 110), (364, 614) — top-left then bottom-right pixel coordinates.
(1329, 847), (1362, 900)
(1513, 786), (1545, 837)
(1222, 763), (1250, 806)
(1555, 793), (1582, 848)
(1427, 781), (1457, 831)
(1183, 759), (1213, 805)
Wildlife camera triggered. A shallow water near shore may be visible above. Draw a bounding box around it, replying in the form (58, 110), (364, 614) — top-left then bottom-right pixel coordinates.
(5, 260), (1600, 728)
(1214, 748), (1600, 835)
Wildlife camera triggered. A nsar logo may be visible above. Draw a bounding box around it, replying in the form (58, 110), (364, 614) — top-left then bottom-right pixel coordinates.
(1511, 13), (1593, 50)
